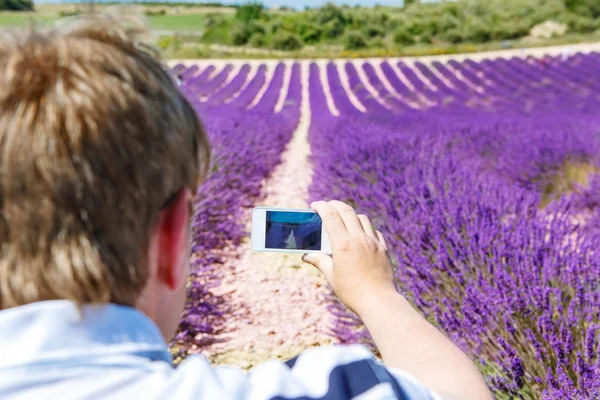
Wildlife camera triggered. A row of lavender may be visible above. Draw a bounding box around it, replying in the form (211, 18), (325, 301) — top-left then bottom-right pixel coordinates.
(346, 54), (600, 115)
(169, 63), (301, 361)
(309, 54), (600, 398)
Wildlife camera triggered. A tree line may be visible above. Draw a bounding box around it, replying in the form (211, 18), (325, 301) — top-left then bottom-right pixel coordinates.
(200, 0), (600, 51)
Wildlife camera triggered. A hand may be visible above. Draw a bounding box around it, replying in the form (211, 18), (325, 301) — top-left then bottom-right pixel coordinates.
(302, 200), (398, 316)
(304, 203), (494, 400)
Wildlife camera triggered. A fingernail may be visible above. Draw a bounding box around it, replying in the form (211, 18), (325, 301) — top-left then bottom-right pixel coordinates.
(302, 254), (314, 263)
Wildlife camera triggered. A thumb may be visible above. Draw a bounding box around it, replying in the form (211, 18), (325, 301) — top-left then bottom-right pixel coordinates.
(302, 253), (333, 279)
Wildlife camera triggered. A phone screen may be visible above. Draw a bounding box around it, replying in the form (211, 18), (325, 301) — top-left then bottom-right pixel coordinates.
(265, 211), (322, 250)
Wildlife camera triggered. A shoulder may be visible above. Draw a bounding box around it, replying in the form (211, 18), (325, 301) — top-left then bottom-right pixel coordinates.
(167, 344), (442, 400)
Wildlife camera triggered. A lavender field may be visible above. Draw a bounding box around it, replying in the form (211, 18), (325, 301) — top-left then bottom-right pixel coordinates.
(172, 52), (600, 399)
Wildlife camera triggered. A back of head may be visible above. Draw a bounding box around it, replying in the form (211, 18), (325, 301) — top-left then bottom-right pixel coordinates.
(0, 16), (210, 309)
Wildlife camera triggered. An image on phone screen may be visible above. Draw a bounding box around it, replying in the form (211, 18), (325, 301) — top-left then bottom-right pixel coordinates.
(265, 211), (322, 250)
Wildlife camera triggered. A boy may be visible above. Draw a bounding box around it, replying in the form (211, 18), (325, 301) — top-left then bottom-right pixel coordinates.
(0, 17), (492, 400)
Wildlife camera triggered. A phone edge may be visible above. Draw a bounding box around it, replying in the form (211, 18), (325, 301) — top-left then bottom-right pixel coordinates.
(250, 206), (331, 254)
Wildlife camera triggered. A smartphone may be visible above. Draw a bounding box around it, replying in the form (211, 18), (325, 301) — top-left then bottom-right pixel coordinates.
(251, 207), (331, 254)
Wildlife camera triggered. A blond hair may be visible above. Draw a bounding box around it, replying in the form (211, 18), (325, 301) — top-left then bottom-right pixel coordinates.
(0, 16), (210, 309)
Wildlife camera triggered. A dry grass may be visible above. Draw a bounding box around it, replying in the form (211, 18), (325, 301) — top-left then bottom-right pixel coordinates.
(33, 3), (235, 16)
(540, 161), (598, 207)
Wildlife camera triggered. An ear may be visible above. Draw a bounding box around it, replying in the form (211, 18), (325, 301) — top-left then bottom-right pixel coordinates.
(156, 188), (192, 291)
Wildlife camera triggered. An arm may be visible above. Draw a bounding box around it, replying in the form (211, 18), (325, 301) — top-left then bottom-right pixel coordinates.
(303, 200), (493, 400)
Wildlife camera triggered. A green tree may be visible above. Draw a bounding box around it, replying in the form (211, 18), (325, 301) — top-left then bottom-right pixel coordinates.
(394, 26), (416, 45)
(566, 15), (600, 33)
(272, 32), (303, 51)
(196, 0), (600, 54)
(204, 13), (227, 28)
(565, 0), (600, 18)
(313, 3), (345, 25)
(322, 19), (345, 39)
(419, 30), (433, 44)
(298, 23), (323, 44)
(363, 24), (385, 39)
(438, 14), (460, 32)
(235, 2), (263, 23)
(344, 30), (368, 49)
(248, 32), (267, 47)
(463, 19), (492, 43)
(268, 20), (284, 34)
(0, 0), (33, 11)
(441, 27), (464, 44)
(231, 21), (265, 46)
(201, 14), (232, 44)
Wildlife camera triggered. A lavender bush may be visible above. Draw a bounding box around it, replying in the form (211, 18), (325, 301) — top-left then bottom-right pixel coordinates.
(308, 55), (600, 398)
(170, 63), (301, 362)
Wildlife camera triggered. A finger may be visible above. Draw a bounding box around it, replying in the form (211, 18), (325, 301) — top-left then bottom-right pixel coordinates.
(329, 200), (364, 234)
(357, 214), (376, 238)
(302, 253), (333, 280)
(374, 230), (388, 250)
(312, 201), (348, 247)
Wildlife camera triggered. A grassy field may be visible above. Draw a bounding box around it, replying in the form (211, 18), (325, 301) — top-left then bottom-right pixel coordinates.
(147, 14), (206, 31)
(0, 12), (56, 27)
(32, 3), (234, 15)
(0, 12), (204, 32)
(0, 4), (215, 32)
(161, 30), (600, 59)
(1, 4), (599, 59)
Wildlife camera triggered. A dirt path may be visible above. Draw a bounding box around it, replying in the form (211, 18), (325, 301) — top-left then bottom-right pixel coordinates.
(196, 62), (336, 369)
(175, 44), (598, 366)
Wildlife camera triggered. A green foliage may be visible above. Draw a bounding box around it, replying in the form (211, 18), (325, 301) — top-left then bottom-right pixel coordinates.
(403, 0), (419, 8)
(344, 30), (368, 49)
(271, 32), (302, 51)
(322, 19), (345, 39)
(230, 25), (249, 46)
(58, 9), (80, 17)
(235, 2), (263, 23)
(204, 13), (227, 29)
(464, 19), (492, 43)
(565, 14), (600, 33)
(113, 2), (231, 7)
(268, 20), (284, 35)
(565, 0), (600, 18)
(146, 13), (208, 32)
(363, 24), (385, 39)
(145, 9), (166, 16)
(369, 37), (386, 49)
(438, 13), (460, 32)
(394, 26), (416, 45)
(489, 19), (531, 41)
(0, 0), (33, 11)
(231, 21), (265, 46)
(441, 28), (465, 44)
(298, 23), (322, 44)
(419, 30), (433, 44)
(313, 3), (345, 26)
(157, 36), (173, 50)
(157, 36), (182, 51)
(201, 14), (232, 44)
(248, 32), (267, 47)
(307, 3), (347, 39)
(190, 0), (600, 53)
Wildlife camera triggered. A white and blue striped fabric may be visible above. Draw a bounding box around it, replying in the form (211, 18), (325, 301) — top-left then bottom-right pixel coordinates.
(0, 301), (442, 400)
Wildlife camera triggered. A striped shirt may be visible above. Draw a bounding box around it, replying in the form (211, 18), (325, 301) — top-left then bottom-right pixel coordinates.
(0, 301), (442, 400)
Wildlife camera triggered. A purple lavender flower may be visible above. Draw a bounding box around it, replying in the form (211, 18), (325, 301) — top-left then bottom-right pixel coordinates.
(308, 56), (600, 397)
